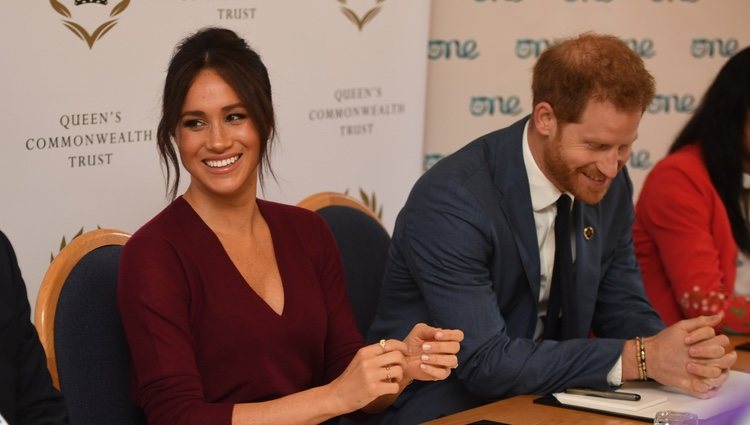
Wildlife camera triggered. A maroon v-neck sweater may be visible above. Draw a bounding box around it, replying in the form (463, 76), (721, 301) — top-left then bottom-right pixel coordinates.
(118, 197), (363, 425)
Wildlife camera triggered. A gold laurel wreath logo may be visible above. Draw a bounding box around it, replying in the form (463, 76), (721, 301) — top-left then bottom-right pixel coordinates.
(337, 0), (385, 31)
(49, 0), (130, 49)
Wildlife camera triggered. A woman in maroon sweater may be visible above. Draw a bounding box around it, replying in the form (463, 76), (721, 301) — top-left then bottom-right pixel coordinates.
(117, 27), (463, 425)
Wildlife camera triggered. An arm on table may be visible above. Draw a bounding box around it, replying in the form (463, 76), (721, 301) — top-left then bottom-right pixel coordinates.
(397, 180), (624, 397)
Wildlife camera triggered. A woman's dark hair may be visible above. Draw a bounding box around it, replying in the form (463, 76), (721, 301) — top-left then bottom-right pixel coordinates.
(670, 47), (750, 253)
(157, 27), (276, 199)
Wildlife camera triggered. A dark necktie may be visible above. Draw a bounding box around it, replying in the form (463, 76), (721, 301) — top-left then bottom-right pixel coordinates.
(544, 194), (573, 340)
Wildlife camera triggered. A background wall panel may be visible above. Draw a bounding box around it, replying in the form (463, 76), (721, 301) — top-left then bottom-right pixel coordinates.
(0, 0), (430, 312)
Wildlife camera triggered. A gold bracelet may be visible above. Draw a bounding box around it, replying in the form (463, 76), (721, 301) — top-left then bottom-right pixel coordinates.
(640, 337), (648, 380)
(636, 336), (648, 380)
(635, 337), (642, 380)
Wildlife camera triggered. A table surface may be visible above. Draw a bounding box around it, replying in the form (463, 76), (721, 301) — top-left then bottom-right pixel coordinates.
(425, 335), (750, 425)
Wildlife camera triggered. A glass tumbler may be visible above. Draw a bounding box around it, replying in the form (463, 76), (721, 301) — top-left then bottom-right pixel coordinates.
(653, 410), (699, 425)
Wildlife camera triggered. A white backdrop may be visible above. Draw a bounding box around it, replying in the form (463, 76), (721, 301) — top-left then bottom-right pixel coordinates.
(3, 0), (748, 317)
(0, 0), (430, 313)
(424, 0), (750, 197)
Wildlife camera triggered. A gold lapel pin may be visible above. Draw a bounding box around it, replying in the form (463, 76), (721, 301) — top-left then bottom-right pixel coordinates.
(583, 226), (595, 241)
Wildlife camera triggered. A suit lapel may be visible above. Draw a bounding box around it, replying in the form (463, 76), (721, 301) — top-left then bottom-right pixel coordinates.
(489, 116), (603, 337)
(568, 202), (601, 336)
(492, 117), (542, 301)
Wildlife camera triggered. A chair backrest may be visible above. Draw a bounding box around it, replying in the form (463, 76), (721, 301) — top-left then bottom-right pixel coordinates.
(298, 192), (391, 336)
(35, 228), (146, 425)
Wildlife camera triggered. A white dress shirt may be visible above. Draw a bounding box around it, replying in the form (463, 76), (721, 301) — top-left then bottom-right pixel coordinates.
(521, 121), (570, 340)
(521, 121), (622, 385)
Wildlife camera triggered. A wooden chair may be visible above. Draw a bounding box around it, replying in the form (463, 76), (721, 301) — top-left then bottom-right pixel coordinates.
(298, 192), (390, 336)
(35, 228), (145, 425)
(298, 191), (383, 224)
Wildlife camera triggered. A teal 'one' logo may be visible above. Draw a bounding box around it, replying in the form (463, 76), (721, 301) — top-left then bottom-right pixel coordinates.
(515, 39), (556, 59)
(647, 94), (696, 114)
(622, 38), (656, 58)
(629, 150), (653, 170)
(470, 96), (522, 117)
(691, 38), (739, 58)
(517, 37), (655, 59)
(429, 39), (479, 60)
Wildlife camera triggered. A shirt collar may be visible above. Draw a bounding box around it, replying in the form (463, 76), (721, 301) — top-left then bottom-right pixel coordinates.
(743, 173), (750, 190)
(522, 120), (571, 211)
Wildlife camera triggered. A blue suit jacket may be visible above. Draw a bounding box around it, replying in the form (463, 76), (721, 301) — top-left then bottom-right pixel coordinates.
(0, 231), (68, 424)
(367, 117), (664, 423)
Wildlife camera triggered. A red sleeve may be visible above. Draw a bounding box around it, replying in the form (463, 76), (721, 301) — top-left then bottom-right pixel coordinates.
(679, 288), (750, 333)
(724, 296), (750, 332)
(636, 163), (749, 333)
(117, 235), (232, 425)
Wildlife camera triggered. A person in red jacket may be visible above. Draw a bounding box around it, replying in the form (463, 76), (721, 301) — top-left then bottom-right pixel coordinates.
(634, 47), (750, 334)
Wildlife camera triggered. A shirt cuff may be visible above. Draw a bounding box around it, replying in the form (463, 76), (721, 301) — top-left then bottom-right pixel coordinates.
(607, 355), (623, 386)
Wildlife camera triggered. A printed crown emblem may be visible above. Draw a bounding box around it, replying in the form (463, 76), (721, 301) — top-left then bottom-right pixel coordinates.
(337, 0), (385, 32)
(49, 0), (130, 48)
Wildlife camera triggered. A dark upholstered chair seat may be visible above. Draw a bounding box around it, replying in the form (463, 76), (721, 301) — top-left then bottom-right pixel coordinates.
(36, 229), (145, 425)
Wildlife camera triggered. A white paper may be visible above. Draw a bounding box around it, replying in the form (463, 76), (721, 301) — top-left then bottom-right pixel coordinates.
(555, 389), (667, 412)
(553, 371), (750, 420)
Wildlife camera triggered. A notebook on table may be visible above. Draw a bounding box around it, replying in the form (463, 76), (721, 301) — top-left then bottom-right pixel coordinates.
(534, 370), (750, 422)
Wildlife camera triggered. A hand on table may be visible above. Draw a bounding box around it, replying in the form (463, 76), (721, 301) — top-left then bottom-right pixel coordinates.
(326, 324), (463, 414)
(645, 313), (736, 398)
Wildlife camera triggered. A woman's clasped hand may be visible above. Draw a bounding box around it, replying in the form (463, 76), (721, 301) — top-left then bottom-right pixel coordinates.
(329, 324), (463, 414)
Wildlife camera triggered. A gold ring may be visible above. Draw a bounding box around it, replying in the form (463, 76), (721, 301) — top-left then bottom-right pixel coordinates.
(379, 339), (387, 353)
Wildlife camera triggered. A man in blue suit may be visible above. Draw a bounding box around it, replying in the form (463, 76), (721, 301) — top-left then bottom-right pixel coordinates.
(368, 33), (736, 423)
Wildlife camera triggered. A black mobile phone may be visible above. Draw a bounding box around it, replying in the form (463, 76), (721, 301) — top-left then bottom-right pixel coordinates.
(467, 420), (511, 425)
(735, 342), (750, 351)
